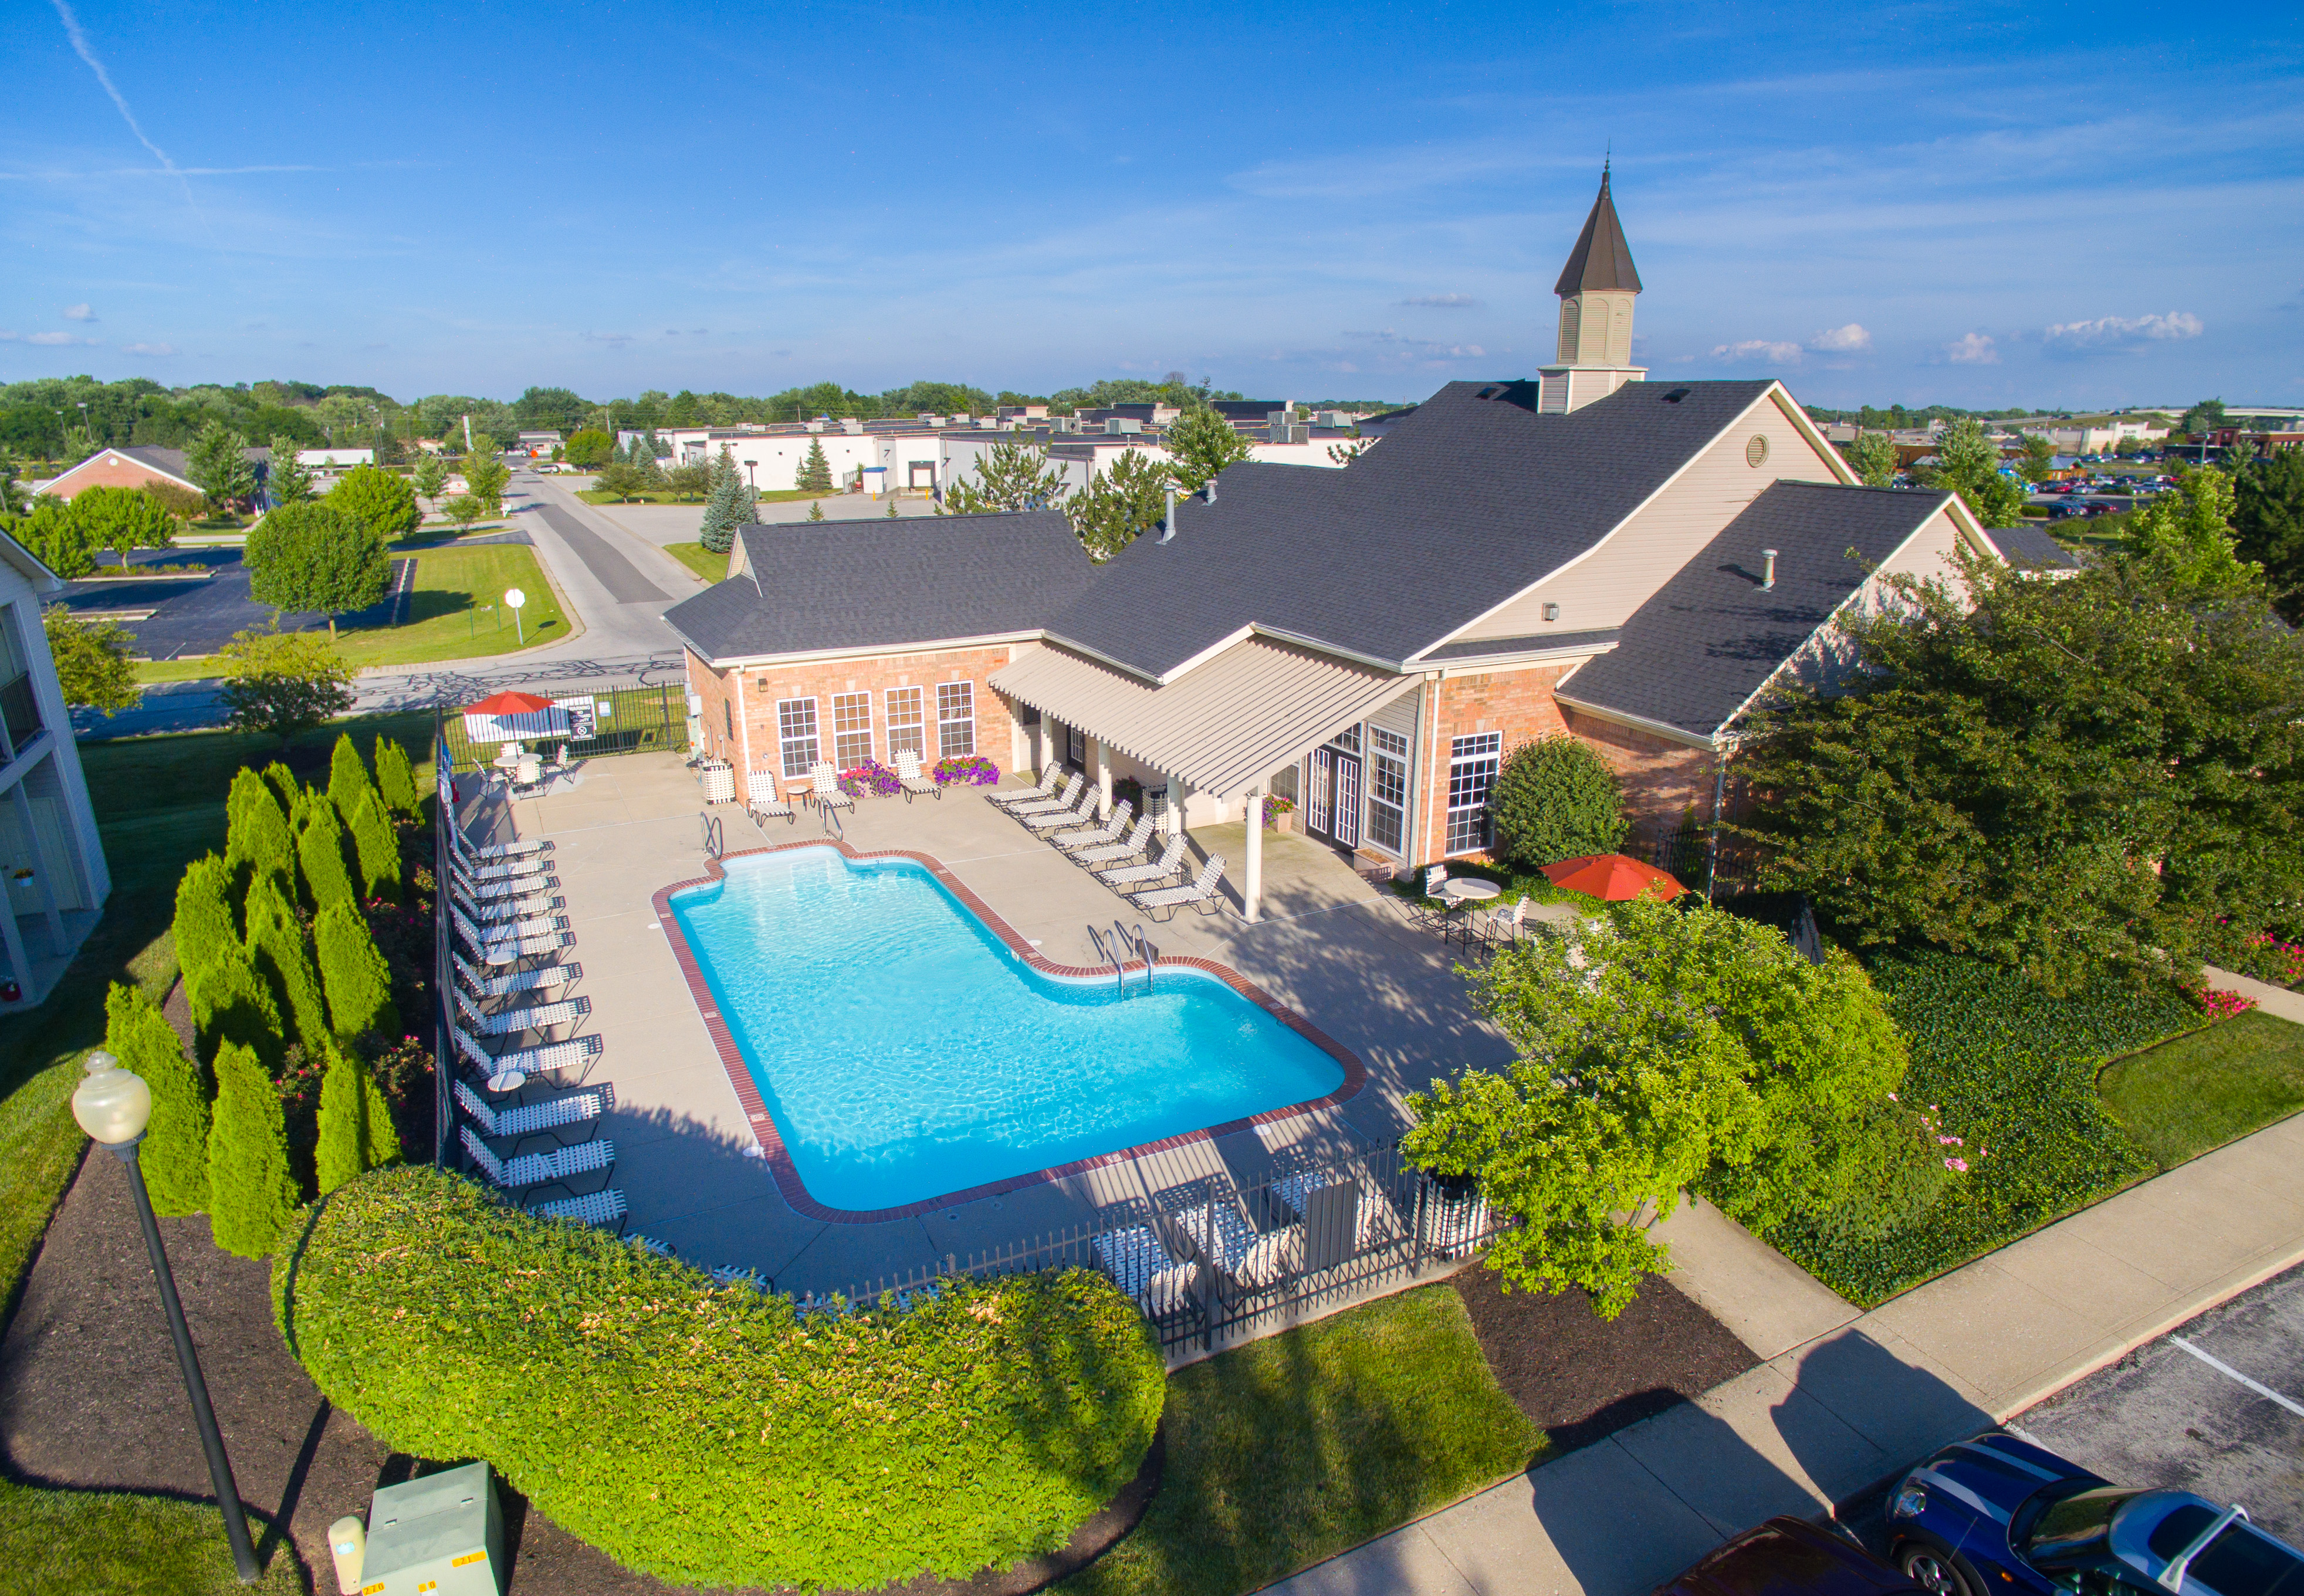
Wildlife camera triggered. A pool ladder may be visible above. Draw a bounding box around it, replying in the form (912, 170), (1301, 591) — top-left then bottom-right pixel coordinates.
(1089, 921), (1157, 996)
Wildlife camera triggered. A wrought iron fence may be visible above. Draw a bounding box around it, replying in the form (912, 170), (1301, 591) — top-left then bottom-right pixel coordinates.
(437, 683), (690, 769)
(1639, 823), (1761, 898)
(824, 1142), (1511, 1363)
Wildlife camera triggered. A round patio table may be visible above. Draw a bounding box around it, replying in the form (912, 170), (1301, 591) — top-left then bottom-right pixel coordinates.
(1434, 877), (1500, 945)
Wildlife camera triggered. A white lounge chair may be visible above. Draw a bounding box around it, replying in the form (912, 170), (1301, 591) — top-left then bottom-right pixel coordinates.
(1020, 784), (1099, 833)
(452, 827), (552, 865)
(987, 765), (1061, 809)
(451, 862), (557, 900)
(537, 1187), (627, 1233)
(893, 750), (940, 802)
(453, 884), (566, 923)
(1053, 799), (1132, 851)
(454, 951), (579, 998)
(452, 984), (591, 1038)
(1007, 772), (1083, 818)
(1097, 834), (1187, 889)
(747, 771), (794, 824)
(449, 903), (569, 951)
(1071, 814), (1155, 869)
(451, 1023), (601, 1084)
(808, 762), (854, 814)
(454, 1079), (608, 1145)
(459, 1124), (615, 1196)
(1131, 855), (1226, 920)
(454, 921), (574, 966)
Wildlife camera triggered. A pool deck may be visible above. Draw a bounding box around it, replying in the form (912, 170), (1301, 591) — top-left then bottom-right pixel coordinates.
(470, 752), (1523, 1294)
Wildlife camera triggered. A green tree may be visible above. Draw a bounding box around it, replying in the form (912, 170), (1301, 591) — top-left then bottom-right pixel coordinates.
(2123, 465), (2256, 591)
(327, 732), (371, 822)
(40, 606), (140, 712)
(187, 941), (283, 1074)
(1487, 736), (1628, 871)
(1917, 416), (2025, 527)
(350, 788), (402, 903)
(298, 800), (358, 913)
(697, 449), (752, 554)
(172, 853), (238, 982)
(330, 464), (421, 543)
(2179, 399), (2227, 440)
(1161, 405), (1254, 496)
(444, 493), (488, 530)
(225, 766), (299, 899)
(315, 1043), (397, 1194)
(463, 454), (510, 512)
(216, 625), (356, 747)
(1064, 448), (1169, 559)
(2231, 447), (2304, 622)
(562, 429), (615, 469)
(1845, 432), (1899, 489)
(591, 458), (644, 501)
(1405, 899), (1911, 1316)
(8, 497), (98, 578)
(2017, 433), (2058, 486)
(806, 500), (825, 523)
(245, 870), (329, 1053)
(942, 439), (1070, 516)
(266, 437), (316, 505)
(375, 736), (421, 817)
(316, 899), (399, 1041)
(246, 501), (391, 639)
(185, 419), (256, 511)
(795, 436), (834, 494)
(106, 982), (211, 1217)
(142, 480), (206, 521)
(68, 483), (176, 565)
(412, 453), (451, 506)
(206, 1039), (298, 1258)
(664, 459), (711, 500)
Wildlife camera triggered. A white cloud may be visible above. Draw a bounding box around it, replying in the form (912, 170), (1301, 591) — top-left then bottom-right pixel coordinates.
(62, 303), (95, 321)
(123, 341), (176, 355)
(1945, 332), (1999, 364)
(1399, 293), (1480, 309)
(1806, 323), (1870, 352)
(23, 330), (95, 345)
(581, 331), (634, 345)
(2041, 310), (2204, 355)
(1710, 339), (1803, 365)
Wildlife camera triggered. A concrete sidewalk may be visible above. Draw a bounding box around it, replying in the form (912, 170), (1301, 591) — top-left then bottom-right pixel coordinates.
(1267, 1107), (2304, 1596)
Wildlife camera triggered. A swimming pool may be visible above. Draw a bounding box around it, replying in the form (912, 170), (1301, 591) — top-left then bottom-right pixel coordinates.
(664, 845), (1351, 1215)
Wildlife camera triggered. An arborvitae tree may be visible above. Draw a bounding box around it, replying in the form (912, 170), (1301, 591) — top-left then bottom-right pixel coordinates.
(224, 767), (297, 902)
(314, 1045), (367, 1194)
(327, 733), (371, 824)
(186, 941), (283, 1073)
(298, 800), (358, 913)
(245, 873), (329, 1053)
(263, 761), (300, 814)
(105, 983), (211, 1217)
(796, 436), (834, 494)
(316, 899), (399, 1041)
(172, 855), (237, 982)
(361, 1061), (400, 1168)
(206, 1039), (299, 1258)
(375, 737), (420, 818)
(350, 788), (402, 903)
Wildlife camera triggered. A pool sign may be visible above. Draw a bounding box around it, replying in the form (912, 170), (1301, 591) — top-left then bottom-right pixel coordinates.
(503, 586), (527, 643)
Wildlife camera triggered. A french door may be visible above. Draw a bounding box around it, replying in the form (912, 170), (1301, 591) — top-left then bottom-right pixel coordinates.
(1305, 748), (1362, 849)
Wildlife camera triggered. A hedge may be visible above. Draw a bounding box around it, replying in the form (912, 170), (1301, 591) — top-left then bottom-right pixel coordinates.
(104, 982), (211, 1217)
(171, 854), (236, 982)
(276, 1167), (1165, 1592)
(375, 737), (419, 818)
(315, 900), (398, 1041)
(1764, 944), (2201, 1304)
(209, 1039), (297, 1258)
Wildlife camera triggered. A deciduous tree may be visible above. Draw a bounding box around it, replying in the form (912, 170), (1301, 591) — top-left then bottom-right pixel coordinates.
(329, 464), (421, 541)
(444, 493), (488, 530)
(2232, 447), (2304, 622)
(1916, 416), (2025, 527)
(41, 606), (140, 712)
(186, 419), (256, 511)
(2123, 465), (2256, 592)
(561, 429), (615, 469)
(9, 498), (97, 578)
(2178, 398), (2227, 440)
(215, 624), (355, 748)
(245, 501), (391, 638)
(69, 483), (176, 564)
(1487, 736), (1627, 871)
(2017, 433), (2058, 486)
(411, 454), (450, 506)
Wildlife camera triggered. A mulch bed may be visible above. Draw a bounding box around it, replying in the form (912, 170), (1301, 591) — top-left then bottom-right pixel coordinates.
(1450, 1260), (1758, 1452)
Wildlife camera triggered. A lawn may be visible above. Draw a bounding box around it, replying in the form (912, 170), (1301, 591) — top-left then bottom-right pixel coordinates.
(0, 1480), (306, 1594)
(662, 540), (728, 583)
(1058, 1285), (1537, 1596)
(2099, 1011), (2304, 1168)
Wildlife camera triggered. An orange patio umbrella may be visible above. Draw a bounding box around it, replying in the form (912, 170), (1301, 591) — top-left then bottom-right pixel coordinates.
(1539, 853), (1686, 902)
(462, 690), (557, 717)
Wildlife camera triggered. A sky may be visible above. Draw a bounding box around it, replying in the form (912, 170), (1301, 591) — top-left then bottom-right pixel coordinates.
(4, 0), (2301, 411)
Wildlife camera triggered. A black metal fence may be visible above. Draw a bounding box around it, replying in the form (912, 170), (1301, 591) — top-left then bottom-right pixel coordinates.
(431, 733), (455, 1169)
(1638, 823), (1762, 898)
(437, 683), (690, 769)
(822, 1142), (1510, 1364)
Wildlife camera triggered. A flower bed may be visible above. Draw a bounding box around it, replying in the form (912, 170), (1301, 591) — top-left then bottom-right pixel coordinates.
(934, 754), (1001, 787)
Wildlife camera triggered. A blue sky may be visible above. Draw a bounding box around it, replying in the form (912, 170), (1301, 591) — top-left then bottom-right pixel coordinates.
(5, 0), (2300, 410)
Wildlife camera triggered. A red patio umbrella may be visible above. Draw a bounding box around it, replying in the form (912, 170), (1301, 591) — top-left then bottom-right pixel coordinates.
(462, 690), (556, 717)
(1539, 853), (1686, 902)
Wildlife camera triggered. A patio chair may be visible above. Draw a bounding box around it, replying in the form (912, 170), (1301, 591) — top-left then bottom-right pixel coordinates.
(1130, 855), (1226, 921)
(1006, 772), (1084, 818)
(452, 984), (591, 1038)
(536, 1186), (628, 1233)
(1053, 799), (1132, 852)
(459, 1124), (616, 1199)
(452, 826), (552, 865)
(452, 950), (579, 998)
(1020, 783), (1099, 833)
(450, 860), (557, 899)
(1407, 863), (1451, 931)
(510, 755), (546, 798)
(987, 765), (1061, 810)
(452, 882), (566, 923)
(893, 750), (941, 802)
(454, 1077), (608, 1148)
(454, 921), (574, 967)
(1158, 1192), (1257, 1274)
(1070, 814), (1155, 869)
(450, 1022), (602, 1085)
(1090, 1223), (1177, 1302)
(808, 762), (854, 815)
(1097, 833), (1187, 889)
(746, 771), (794, 825)
(449, 903), (570, 951)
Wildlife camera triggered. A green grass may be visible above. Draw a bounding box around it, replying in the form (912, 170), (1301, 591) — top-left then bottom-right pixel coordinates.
(1057, 1285), (1537, 1596)
(0, 1480), (306, 1593)
(662, 540), (728, 583)
(2100, 1011), (2304, 1168)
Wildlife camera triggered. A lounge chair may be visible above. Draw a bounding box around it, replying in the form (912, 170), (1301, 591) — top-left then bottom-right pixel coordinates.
(1020, 783), (1099, 833)
(987, 765), (1061, 809)
(1159, 1192), (1257, 1274)
(1006, 772), (1084, 818)
(1071, 814), (1155, 869)
(453, 951), (579, 998)
(454, 922), (574, 966)
(1097, 833), (1187, 889)
(537, 1187), (628, 1233)
(452, 827), (552, 865)
(808, 762), (854, 815)
(450, 1023), (602, 1084)
(451, 861), (557, 899)
(459, 1124), (616, 1198)
(453, 883), (566, 923)
(893, 751), (941, 802)
(452, 984), (591, 1038)
(449, 903), (570, 950)
(1090, 1223), (1176, 1302)
(454, 1078), (608, 1147)
(1131, 855), (1225, 920)
(746, 771), (794, 824)
(1053, 799), (1132, 851)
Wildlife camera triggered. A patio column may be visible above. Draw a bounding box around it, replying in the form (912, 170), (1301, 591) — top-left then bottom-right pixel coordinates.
(1036, 719), (1055, 774)
(1165, 775), (1190, 838)
(1243, 784), (1264, 924)
(1092, 738), (1112, 818)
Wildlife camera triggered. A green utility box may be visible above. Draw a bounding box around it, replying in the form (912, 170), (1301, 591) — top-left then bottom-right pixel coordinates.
(357, 1461), (504, 1595)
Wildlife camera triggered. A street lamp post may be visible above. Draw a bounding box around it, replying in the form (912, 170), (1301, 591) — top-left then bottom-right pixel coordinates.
(71, 1053), (260, 1585)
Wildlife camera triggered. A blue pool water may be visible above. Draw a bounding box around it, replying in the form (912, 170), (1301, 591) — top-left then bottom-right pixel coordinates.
(668, 846), (1346, 1211)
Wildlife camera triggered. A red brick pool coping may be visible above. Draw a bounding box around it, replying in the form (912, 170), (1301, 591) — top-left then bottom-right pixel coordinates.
(649, 838), (1368, 1225)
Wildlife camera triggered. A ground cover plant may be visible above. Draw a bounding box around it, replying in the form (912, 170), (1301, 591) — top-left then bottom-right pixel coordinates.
(1056, 1283), (1536, 1596)
(278, 1165), (1164, 1593)
(2099, 1011), (2304, 1170)
(0, 1480), (305, 1595)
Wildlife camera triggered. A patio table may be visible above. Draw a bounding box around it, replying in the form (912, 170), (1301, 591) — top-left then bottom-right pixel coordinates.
(1433, 877), (1498, 946)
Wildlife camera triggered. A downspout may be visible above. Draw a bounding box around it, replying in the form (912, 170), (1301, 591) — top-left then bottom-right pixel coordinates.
(735, 667), (755, 797)
(1704, 745), (1727, 903)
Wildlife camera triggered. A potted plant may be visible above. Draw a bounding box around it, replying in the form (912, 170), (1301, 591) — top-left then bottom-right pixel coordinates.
(1262, 794), (1297, 833)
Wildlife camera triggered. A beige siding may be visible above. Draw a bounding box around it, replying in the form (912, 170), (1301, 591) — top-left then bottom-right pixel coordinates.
(1367, 686), (1422, 740)
(1454, 391), (1848, 642)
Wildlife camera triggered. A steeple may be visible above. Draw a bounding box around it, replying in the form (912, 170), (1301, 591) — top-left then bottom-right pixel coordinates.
(1537, 162), (1647, 414)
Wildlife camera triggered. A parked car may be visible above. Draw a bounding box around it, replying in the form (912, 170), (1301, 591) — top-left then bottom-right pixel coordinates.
(1888, 1431), (2304, 1596)
(1655, 1516), (1924, 1596)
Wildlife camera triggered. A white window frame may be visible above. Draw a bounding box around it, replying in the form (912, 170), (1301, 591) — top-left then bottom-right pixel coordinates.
(1367, 726), (1409, 855)
(777, 697), (820, 780)
(831, 691), (874, 770)
(938, 681), (976, 758)
(1445, 733), (1502, 856)
(885, 686), (925, 763)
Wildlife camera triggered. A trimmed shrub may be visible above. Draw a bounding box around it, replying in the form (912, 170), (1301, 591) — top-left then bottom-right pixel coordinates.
(171, 854), (237, 982)
(314, 1045), (397, 1194)
(263, 761), (299, 814)
(1487, 735), (1628, 871)
(327, 733), (370, 825)
(246, 873), (329, 1053)
(104, 983), (211, 1217)
(297, 801), (357, 914)
(316, 900), (398, 1041)
(349, 789), (401, 903)
(224, 767), (294, 895)
(276, 1167), (1163, 1592)
(375, 737), (419, 818)
(208, 1040), (297, 1258)
(187, 941), (283, 1073)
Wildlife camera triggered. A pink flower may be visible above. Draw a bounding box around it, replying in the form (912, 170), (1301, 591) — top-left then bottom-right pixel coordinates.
(1944, 1157), (1969, 1173)
(1887, 1092), (1898, 1102)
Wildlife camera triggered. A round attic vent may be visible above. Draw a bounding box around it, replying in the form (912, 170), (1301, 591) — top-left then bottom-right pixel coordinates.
(1745, 434), (1771, 468)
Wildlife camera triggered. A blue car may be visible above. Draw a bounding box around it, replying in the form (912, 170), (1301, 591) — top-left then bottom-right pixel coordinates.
(1888, 1431), (2304, 1596)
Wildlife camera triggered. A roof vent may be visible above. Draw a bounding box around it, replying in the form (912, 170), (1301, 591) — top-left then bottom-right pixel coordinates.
(1161, 487), (1176, 543)
(1761, 548), (1778, 590)
(1663, 387), (1691, 404)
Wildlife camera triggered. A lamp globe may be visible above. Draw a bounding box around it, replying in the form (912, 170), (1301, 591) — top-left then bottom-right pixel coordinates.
(72, 1055), (153, 1147)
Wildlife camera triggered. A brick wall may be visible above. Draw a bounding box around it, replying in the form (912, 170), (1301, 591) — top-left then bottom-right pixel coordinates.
(41, 454), (187, 501)
(1560, 706), (1717, 830)
(685, 644), (1026, 806)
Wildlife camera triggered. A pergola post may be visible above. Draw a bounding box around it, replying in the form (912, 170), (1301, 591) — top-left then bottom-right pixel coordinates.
(1243, 784), (1264, 924)
(1166, 776), (1190, 837)
(1092, 737), (1112, 818)
(1036, 719), (1055, 775)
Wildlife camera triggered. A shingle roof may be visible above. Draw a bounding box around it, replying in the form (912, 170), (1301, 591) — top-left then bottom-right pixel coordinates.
(1987, 523), (2082, 571)
(662, 510), (1097, 662)
(1558, 481), (1954, 741)
(1554, 168), (1642, 296)
(1043, 378), (1775, 679)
